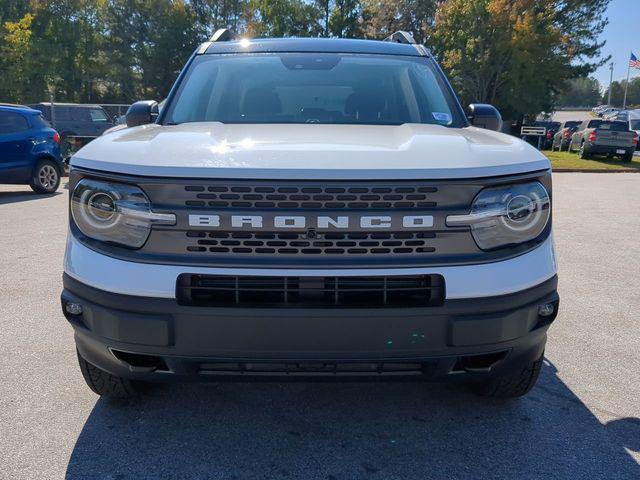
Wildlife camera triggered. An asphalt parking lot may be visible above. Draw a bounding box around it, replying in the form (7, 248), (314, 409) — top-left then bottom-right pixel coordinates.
(0, 173), (639, 480)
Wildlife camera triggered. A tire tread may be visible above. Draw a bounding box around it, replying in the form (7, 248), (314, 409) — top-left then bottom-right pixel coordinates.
(472, 354), (543, 398)
(77, 350), (138, 398)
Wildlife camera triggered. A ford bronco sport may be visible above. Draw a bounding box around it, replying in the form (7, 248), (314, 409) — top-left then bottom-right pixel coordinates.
(61, 30), (559, 399)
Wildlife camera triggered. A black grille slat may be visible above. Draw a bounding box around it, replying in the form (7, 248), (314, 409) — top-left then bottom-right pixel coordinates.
(184, 231), (438, 256)
(177, 274), (445, 308)
(183, 183), (438, 209)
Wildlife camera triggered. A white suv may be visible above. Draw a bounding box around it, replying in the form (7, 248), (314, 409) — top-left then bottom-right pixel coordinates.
(62, 31), (558, 399)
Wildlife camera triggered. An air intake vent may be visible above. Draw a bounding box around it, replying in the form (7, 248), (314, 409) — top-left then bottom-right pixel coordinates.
(185, 231), (437, 256)
(182, 184), (438, 210)
(176, 274), (445, 308)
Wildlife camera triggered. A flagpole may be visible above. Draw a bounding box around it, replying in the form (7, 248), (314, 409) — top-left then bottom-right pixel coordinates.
(622, 57), (630, 109)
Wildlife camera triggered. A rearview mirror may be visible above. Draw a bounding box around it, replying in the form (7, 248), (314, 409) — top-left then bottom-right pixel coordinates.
(467, 104), (503, 131)
(125, 100), (159, 127)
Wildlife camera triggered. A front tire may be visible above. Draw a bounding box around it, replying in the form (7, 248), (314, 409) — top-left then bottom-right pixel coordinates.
(470, 353), (544, 398)
(77, 349), (140, 398)
(30, 159), (61, 194)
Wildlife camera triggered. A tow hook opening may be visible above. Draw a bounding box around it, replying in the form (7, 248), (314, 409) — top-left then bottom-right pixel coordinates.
(451, 351), (509, 373)
(111, 349), (170, 373)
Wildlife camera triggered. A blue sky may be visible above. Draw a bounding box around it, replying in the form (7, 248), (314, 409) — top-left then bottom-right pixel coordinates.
(593, 0), (640, 89)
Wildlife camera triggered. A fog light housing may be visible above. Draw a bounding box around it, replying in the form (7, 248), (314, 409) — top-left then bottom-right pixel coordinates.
(537, 303), (555, 317)
(65, 302), (83, 316)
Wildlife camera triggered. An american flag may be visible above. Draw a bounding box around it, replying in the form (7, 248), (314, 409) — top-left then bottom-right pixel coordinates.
(631, 52), (640, 70)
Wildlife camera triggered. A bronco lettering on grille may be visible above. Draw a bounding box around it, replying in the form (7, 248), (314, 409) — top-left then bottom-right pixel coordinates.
(188, 214), (434, 230)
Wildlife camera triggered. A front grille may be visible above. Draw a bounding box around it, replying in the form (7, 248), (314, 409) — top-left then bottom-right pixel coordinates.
(176, 274), (445, 308)
(72, 170), (550, 268)
(185, 231), (436, 255)
(182, 184), (438, 210)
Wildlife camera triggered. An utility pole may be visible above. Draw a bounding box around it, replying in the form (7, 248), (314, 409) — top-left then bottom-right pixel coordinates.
(607, 62), (614, 105)
(623, 53), (631, 110)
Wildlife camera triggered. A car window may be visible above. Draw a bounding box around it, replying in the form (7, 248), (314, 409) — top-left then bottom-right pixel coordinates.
(53, 107), (72, 121)
(587, 120), (603, 128)
(89, 108), (109, 123)
(629, 119), (640, 130)
(31, 114), (51, 128)
(71, 108), (89, 121)
(165, 53), (463, 127)
(598, 121), (629, 131)
(565, 121), (581, 129)
(0, 111), (30, 134)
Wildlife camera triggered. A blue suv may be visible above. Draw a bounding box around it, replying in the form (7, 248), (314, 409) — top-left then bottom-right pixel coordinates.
(0, 105), (63, 193)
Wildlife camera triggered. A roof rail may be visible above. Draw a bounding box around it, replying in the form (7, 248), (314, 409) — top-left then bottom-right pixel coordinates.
(209, 28), (239, 42)
(383, 31), (416, 45)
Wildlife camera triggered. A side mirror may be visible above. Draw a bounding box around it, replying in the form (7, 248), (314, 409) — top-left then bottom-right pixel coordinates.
(467, 103), (503, 131)
(125, 100), (159, 127)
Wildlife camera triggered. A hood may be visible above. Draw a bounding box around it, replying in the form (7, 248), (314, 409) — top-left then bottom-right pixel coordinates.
(71, 122), (550, 180)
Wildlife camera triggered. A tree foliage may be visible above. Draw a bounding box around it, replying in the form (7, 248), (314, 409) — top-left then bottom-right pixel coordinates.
(602, 78), (640, 108)
(556, 77), (601, 107)
(0, 0), (613, 119)
(429, 0), (610, 118)
(362, 0), (436, 43)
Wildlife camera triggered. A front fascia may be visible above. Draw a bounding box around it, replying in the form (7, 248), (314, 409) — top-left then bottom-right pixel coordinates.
(64, 233), (557, 300)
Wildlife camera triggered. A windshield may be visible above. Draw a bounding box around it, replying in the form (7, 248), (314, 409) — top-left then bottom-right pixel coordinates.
(164, 53), (463, 127)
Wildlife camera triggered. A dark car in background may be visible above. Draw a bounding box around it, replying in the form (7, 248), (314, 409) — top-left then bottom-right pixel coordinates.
(569, 119), (637, 161)
(551, 120), (582, 151)
(0, 105), (63, 193)
(27, 103), (113, 157)
(538, 121), (561, 149)
(522, 121), (560, 149)
(632, 117), (640, 151)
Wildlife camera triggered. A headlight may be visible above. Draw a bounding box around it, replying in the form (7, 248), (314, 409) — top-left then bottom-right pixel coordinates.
(446, 181), (550, 250)
(71, 178), (175, 248)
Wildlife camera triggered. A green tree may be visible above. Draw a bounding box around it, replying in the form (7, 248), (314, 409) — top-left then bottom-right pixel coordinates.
(362, 0), (436, 43)
(603, 77), (640, 108)
(430, 0), (611, 119)
(190, 0), (247, 38)
(101, 1), (201, 102)
(245, 0), (323, 37)
(556, 77), (601, 107)
(328, 0), (362, 37)
(0, 13), (35, 101)
(314, 0), (332, 36)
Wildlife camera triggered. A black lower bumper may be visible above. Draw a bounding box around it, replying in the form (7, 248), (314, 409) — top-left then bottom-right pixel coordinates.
(585, 144), (634, 156)
(62, 274), (559, 381)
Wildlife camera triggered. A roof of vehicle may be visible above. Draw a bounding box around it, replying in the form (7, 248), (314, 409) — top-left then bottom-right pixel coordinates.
(0, 104), (41, 115)
(28, 102), (105, 109)
(202, 37), (429, 57)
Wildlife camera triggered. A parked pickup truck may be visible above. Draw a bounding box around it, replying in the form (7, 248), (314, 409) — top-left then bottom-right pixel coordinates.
(551, 120), (582, 152)
(569, 119), (638, 161)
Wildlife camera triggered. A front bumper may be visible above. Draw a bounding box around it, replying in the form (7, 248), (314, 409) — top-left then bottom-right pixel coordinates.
(62, 273), (559, 381)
